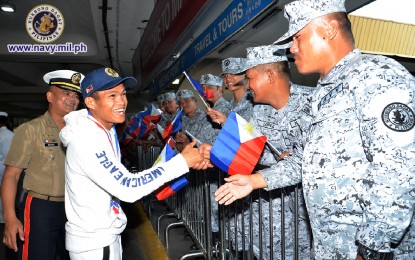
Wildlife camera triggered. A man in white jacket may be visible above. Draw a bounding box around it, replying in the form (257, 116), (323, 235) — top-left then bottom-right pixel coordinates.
(60, 67), (211, 260)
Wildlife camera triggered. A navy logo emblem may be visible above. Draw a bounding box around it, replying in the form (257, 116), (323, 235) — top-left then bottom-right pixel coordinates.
(105, 68), (119, 77)
(382, 102), (415, 132)
(71, 73), (81, 84)
(26, 4), (65, 43)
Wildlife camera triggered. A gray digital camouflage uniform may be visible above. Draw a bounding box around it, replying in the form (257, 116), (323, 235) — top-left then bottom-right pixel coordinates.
(181, 108), (215, 144)
(302, 49), (415, 259)
(208, 96), (231, 141)
(212, 96), (230, 115)
(228, 91), (253, 121)
(181, 106), (220, 233)
(208, 96), (230, 234)
(158, 92), (178, 128)
(230, 84), (314, 259)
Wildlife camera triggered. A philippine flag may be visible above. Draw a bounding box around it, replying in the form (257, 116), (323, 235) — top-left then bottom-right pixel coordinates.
(125, 114), (141, 138)
(153, 143), (189, 200)
(210, 111), (267, 175)
(123, 115), (147, 139)
(124, 106), (160, 139)
(156, 124), (175, 148)
(137, 105), (162, 126)
(162, 109), (182, 140)
(183, 71), (214, 99)
(138, 121), (155, 138)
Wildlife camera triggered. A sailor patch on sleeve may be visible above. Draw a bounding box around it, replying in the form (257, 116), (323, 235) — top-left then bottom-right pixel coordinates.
(382, 102), (415, 132)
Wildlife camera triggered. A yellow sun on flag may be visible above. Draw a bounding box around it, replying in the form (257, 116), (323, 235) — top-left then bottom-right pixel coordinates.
(154, 156), (161, 166)
(151, 107), (159, 116)
(242, 121), (255, 135)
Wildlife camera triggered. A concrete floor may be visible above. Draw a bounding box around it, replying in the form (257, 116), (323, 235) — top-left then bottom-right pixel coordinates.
(143, 198), (203, 260)
(0, 199), (202, 260)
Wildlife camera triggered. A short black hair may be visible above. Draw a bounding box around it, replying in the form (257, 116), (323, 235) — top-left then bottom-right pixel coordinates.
(329, 12), (354, 43)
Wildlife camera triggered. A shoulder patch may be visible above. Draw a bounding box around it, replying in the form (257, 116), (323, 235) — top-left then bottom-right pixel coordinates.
(382, 102), (415, 132)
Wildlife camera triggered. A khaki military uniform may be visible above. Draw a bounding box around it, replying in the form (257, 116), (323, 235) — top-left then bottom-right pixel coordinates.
(5, 111), (69, 260)
(5, 111), (66, 200)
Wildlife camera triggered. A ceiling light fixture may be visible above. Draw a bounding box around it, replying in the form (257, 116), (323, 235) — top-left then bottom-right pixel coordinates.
(0, 1), (16, 13)
(172, 79), (180, 85)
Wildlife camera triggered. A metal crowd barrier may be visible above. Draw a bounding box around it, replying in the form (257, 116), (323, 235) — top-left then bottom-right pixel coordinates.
(137, 145), (311, 260)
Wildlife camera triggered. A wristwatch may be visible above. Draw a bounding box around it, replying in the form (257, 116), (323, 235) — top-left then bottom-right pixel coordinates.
(357, 244), (395, 260)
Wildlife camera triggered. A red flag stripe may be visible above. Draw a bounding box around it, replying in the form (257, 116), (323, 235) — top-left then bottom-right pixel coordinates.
(156, 186), (175, 200)
(228, 136), (267, 175)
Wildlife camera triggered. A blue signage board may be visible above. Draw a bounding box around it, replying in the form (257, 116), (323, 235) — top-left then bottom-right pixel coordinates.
(150, 0), (273, 95)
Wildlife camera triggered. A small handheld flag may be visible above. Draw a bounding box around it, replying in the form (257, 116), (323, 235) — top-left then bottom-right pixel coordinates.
(137, 105), (162, 126)
(163, 109), (183, 140)
(153, 144), (189, 200)
(183, 71), (210, 108)
(210, 111), (267, 175)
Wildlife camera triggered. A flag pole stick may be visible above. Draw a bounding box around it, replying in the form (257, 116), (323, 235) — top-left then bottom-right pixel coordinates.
(266, 140), (302, 164)
(183, 71), (210, 108)
(265, 140), (282, 158)
(183, 71), (222, 125)
(185, 130), (202, 147)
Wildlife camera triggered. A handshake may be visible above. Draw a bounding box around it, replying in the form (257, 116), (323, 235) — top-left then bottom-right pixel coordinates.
(180, 140), (213, 171)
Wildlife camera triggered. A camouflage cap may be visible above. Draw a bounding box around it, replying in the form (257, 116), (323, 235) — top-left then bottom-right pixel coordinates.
(221, 57), (248, 75)
(274, 0), (346, 47)
(163, 92), (176, 101)
(200, 74), (223, 87)
(157, 93), (165, 103)
(244, 45), (287, 70)
(176, 89), (195, 100)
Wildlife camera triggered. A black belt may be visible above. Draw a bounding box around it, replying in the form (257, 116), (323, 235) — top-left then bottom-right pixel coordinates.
(27, 191), (65, 202)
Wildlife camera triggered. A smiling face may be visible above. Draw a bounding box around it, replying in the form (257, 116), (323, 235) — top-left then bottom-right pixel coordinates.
(84, 83), (128, 130)
(47, 86), (80, 117)
(245, 66), (271, 104)
(224, 74), (246, 92)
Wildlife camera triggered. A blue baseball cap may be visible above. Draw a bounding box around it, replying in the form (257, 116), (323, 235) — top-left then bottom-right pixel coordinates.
(81, 67), (137, 99)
